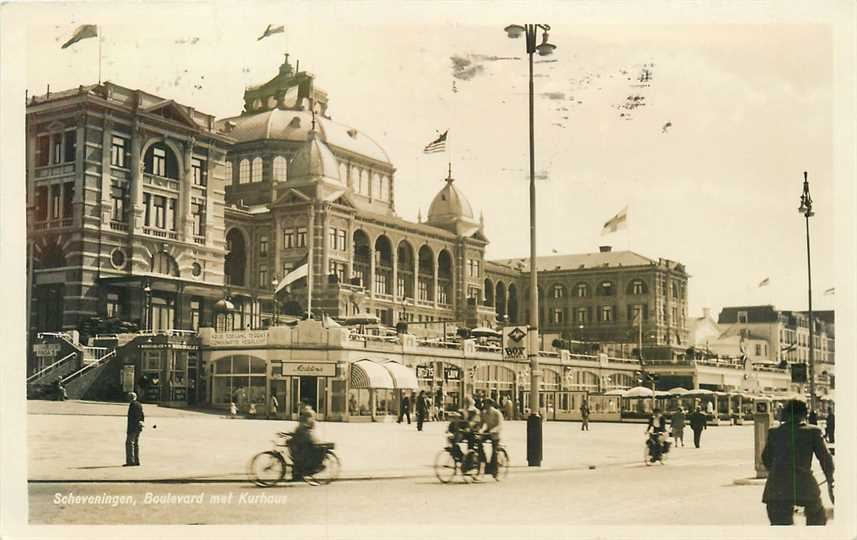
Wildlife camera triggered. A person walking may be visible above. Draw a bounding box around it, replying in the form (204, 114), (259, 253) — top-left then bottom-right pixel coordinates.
(398, 394), (411, 424)
(415, 390), (429, 431)
(824, 409), (835, 444)
(503, 397), (514, 421)
(580, 400), (591, 431)
(688, 406), (708, 448)
(435, 387), (445, 421)
(124, 392), (144, 466)
(761, 399), (834, 526)
(671, 407), (686, 447)
(269, 394), (279, 420)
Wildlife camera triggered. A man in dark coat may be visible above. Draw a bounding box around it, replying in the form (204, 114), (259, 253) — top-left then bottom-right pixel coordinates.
(762, 399), (834, 526)
(415, 391), (429, 431)
(125, 392), (144, 466)
(688, 406), (708, 448)
(398, 394), (411, 424)
(824, 409), (835, 444)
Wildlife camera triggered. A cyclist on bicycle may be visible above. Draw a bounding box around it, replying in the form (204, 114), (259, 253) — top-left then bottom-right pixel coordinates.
(479, 399), (503, 477)
(645, 408), (669, 462)
(288, 406), (324, 481)
(445, 396), (480, 459)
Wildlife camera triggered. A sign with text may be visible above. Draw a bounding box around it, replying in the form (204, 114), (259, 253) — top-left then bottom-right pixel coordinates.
(208, 330), (268, 348)
(416, 365), (435, 379)
(503, 326), (529, 360)
(444, 366), (461, 382)
(282, 363), (336, 377)
(33, 343), (61, 357)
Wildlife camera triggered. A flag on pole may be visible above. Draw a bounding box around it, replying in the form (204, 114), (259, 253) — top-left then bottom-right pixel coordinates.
(61, 25), (98, 49)
(600, 206), (628, 236)
(423, 130), (448, 154)
(824, 287), (835, 295)
(275, 258), (308, 295)
(257, 24), (285, 41)
(758, 277), (770, 287)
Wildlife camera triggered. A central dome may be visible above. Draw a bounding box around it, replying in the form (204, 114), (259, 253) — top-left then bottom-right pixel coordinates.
(426, 170), (479, 237)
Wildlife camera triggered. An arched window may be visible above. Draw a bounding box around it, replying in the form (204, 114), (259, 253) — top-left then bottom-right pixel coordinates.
(437, 250), (453, 305)
(574, 282), (590, 298)
(224, 229), (247, 286)
(224, 161), (234, 185)
(552, 284), (566, 299)
(151, 252), (179, 276)
(372, 173), (382, 199)
(143, 143), (179, 179)
(397, 241), (415, 299)
(597, 281), (615, 296)
(418, 245), (435, 302)
(272, 157), (287, 182)
(627, 279), (648, 295)
(352, 230), (372, 288)
(484, 278), (494, 306)
(239, 159), (250, 184)
(251, 157), (263, 182)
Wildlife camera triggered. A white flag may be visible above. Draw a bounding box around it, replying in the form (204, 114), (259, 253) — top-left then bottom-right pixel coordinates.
(61, 25), (98, 49)
(600, 206), (628, 236)
(275, 262), (308, 294)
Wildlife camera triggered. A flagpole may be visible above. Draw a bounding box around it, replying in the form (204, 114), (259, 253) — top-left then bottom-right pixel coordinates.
(98, 27), (103, 84)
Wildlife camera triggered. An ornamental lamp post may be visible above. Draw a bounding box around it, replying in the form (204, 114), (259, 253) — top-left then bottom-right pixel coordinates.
(503, 22), (556, 467)
(271, 277), (280, 325)
(798, 171), (816, 412)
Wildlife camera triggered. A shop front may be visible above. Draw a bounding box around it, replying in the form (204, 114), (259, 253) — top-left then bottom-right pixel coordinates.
(348, 359), (419, 422)
(416, 361), (465, 414)
(126, 338), (200, 406)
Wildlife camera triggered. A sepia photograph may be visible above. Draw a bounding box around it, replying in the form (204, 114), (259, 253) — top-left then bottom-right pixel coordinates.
(1, 1), (855, 539)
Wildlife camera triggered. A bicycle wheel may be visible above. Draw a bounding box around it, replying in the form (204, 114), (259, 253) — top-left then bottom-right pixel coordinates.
(249, 451), (287, 487)
(434, 450), (458, 484)
(307, 451), (340, 485)
(493, 448), (510, 481)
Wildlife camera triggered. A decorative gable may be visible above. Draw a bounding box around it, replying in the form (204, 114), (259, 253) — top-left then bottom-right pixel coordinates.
(142, 100), (200, 129)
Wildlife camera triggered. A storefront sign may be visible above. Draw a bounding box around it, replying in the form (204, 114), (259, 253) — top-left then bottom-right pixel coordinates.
(33, 343), (61, 357)
(416, 365), (435, 379)
(503, 326), (529, 359)
(282, 363), (336, 377)
(444, 367), (461, 382)
(121, 366), (135, 392)
(208, 330), (268, 348)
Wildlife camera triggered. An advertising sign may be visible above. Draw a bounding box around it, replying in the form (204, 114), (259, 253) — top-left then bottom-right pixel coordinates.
(208, 330), (268, 347)
(33, 343), (61, 357)
(416, 365), (435, 379)
(282, 363), (336, 377)
(444, 366), (461, 382)
(502, 326), (529, 360)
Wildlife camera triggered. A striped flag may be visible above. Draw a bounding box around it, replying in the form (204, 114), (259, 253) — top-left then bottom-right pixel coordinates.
(275, 255), (309, 295)
(257, 24), (285, 41)
(423, 130), (448, 154)
(600, 206), (628, 236)
(824, 287), (835, 295)
(758, 277), (770, 287)
(61, 25), (98, 49)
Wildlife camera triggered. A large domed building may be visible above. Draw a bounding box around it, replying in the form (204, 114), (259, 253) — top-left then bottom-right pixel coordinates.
(214, 55), (496, 329)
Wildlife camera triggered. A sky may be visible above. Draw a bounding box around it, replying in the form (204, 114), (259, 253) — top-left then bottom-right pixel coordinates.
(21, 2), (841, 319)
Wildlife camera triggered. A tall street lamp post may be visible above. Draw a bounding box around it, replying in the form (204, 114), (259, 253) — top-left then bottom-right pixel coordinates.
(271, 278), (280, 326)
(503, 23), (556, 467)
(798, 171), (816, 411)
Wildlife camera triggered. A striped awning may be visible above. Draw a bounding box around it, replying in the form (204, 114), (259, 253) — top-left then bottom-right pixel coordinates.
(381, 361), (419, 390)
(351, 359), (395, 389)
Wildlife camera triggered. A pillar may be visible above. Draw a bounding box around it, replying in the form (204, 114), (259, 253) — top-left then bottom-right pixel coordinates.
(369, 236), (376, 299)
(181, 138), (195, 241)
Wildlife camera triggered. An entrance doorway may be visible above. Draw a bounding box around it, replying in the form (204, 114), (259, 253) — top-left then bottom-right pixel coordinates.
(290, 376), (324, 419)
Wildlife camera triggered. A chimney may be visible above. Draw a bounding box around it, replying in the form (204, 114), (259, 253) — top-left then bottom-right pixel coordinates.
(599, 246), (612, 253)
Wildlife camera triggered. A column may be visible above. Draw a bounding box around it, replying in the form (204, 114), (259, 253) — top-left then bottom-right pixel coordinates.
(391, 241), (398, 301)
(130, 124), (145, 231)
(100, 113), (114, 223)
(369, 237), (376, 299)
(412, 256), (419, 307)
(181, 138), (195, 241)
(432, 256), (439, 309)
(73, 112), (86, 226)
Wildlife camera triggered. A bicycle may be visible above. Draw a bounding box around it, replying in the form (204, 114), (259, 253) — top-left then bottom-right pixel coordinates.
(434, 432), (509, 483)
(249, 432), (341, 487)
(644, 432), (671, 465)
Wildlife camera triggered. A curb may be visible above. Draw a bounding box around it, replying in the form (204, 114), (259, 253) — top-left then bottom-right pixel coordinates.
(29, 461), (633, 485)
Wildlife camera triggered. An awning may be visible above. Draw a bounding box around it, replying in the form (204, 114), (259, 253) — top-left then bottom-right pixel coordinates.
(622, 386), (654, 398)
(350, 359), (394, 389)
(381, 361), (419, 390)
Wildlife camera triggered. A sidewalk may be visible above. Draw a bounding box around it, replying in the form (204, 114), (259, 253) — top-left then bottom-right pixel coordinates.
(29, 400), (757, 483)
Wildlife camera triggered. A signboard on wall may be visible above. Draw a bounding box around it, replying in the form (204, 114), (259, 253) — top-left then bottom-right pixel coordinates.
(416, 365), (435, 379)
(33, 343), (61, 357)
(282, 363), (336, 377)
(121, 366), (135, 392)
(503, 326), (529, 360)
(208, 330), (268, 348)
(444, 367), (461, 382)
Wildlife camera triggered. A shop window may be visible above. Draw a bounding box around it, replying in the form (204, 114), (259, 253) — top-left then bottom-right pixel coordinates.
(376, 389), (394, 416)
(347, 388), (372, 416)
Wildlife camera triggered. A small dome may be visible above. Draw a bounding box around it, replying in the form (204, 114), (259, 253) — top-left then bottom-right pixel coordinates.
(288, 132), (342, 183)
(426, 171), (479, 237)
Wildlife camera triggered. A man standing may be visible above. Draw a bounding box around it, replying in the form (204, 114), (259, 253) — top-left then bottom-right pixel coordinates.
(824, 408), (835, 444)
(398, 393), (411, 424)
(125, 392), (144, 466)
(580, 400), (591, 431)
(688, 406), (707, 449)
(415, 390), (429, 431)
(671, 407), (686, 447)
(762, 399), (834, 526)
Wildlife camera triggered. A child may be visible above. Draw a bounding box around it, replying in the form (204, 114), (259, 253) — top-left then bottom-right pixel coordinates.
(229, 402), (238, 418)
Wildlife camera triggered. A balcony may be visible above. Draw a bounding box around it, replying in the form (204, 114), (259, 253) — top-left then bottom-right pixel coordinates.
(143, 227), (178, 240)
(193, 235), (206, 245)
(143, 173), (179, 192)
(34, 163), (75, 179)
(110, 221), (129, 232)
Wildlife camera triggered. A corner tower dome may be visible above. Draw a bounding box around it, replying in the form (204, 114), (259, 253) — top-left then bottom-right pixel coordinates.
(287, 128), (346, 202)
(426, 166), (480, 237)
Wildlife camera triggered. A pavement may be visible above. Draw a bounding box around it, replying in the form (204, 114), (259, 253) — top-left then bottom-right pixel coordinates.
(30, 399), (761, 483)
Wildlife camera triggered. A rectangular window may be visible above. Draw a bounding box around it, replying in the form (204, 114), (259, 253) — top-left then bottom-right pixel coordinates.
(34, 186), (48, 220)
(52, 135), (62, 164)
(36, 135), (50, 167)
(153, 195), (166, 229)
(601, 306), (613, 322)
(153, 147), (166, 177)
(283, 229), (295, 249)
(50, 184), (61, 219)
(63, 131), (76, 163)
(62, 182), (74, 218)
(111, 188), (126, 222)
(191, 301), (201, 332)
(419, 280), (430, 301)
(329, 261), (346, 283)
(106, 293), (121, 318)
(551, 308), (564, 324)
(191, 202), (205, 236)
(167, 199), (176, 231)
(576, 308), (587, 323)
(374, 273), (387, 295)
(396, 276), (406, 298)
(192, 158), (207, 186)
(111, 136), (127, 168)
(296, 227), (307, 248)
(755, 344), (762, 356)
(468, 287), (481, 301)
(259, 236), (269, 257)
(329, 228), (337, 250)
(337, 229), (346, 251)
(259, 267), (268, 289)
